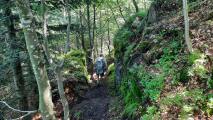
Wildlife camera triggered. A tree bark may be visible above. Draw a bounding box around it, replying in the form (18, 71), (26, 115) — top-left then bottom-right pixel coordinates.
(143, 0), (147, 10)
(99, 11), (103, 54)
(54, 66), (70, 120)
(75, 31), (80, 49)
(42, 0), (70, 119)
(65, 0), (71, 52)
(116, 0), (126, 22)
(79, 8), (86, 52)
(86, 0), (93, 73)
(132, 0), (139, 12)
(183, 0), (193, 53)
(15, 0), (56, 119)
(93, 4), (97, 60)
(42, 0), (51, 65)
(107, 3), (120, 28)
(107, 20), (111, 56)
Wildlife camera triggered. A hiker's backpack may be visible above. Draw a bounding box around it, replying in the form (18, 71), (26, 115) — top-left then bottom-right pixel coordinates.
(96, 58), (104, 74)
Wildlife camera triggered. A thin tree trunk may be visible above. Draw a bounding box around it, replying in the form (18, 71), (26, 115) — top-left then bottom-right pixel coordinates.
(183, 0), (193, 53)
(42, 0), (70, 119)
(107, 3), (120, 28)
(87, 1), (93, 56)
(116, 0), (126, 22)
(93, 4), (97, 60)
(54, 66), (70, 120)
(132, 0), (139, 12)
(107, 20), (111, 56)
(86, 0), (93, 73)
(75, 31), (80, 49)
(143, 0), (147, 10)
(79, 8), (86, 52)
(75, 11), (81, 49)
(15, 0), (56, 119)
(65, 0), (71, 52)
(99, 11), (103, 54)
(42, 0), (50, 65)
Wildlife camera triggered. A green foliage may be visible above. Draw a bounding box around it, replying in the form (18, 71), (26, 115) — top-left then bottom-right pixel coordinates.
(188, 51), (202, 65)
(113, 11), (148, 59)
(114, 28), (133, 58)
(63, 50), (88, 81)
(120, 66), (142, 118)
(135, 41), (151, 53)
(161, 89), (206, 118)
(120, 64), (164, 118)
(188, 52), (209, 79)
(126, 10), (147, 26)
(207, 98), (213, 116)
(207, 77), (213, 89)
(134, 65), (164, 101)
(107, 63), (115, 90)
(141, 106), (160, 120)
(73, 111), (82, 120)
(124, 44), (135, 64)
(122, 101), (139, 119)
(160, 89), (208, 119)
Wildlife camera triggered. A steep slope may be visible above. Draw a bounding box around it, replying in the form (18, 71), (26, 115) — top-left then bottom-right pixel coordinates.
(114, 0), (213, 119)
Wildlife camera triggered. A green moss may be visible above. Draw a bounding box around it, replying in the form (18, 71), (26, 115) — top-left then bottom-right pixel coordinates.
(114, 28), (133, 58)
(62, 50), (88, 82)
(124, 44), (135, 64)
(207, 98), (213, 116)
(141, 106), (160, 120)
(178, 66), (190, 83)
(188, 51), (202, 65)
(107, 63), (115, 89)
(161, 89), (206, 107)
(135, 41), (151, 53)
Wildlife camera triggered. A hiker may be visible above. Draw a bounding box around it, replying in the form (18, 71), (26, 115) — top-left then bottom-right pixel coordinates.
(94, 54), (107, 80)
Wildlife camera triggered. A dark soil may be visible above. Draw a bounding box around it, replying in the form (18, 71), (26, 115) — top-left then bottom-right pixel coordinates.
(71, 82), (111, 120)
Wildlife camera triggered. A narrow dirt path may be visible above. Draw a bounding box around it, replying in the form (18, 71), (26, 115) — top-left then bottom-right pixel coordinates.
(71, 82), (111, 120)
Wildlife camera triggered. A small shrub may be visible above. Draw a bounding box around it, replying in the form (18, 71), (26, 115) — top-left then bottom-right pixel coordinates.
(207, 98), (213, 116)
(141, 106), (160, 120)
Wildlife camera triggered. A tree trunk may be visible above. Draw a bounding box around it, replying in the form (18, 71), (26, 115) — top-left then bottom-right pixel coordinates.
(54, 66), (70, 120)
(93, 4), (97, 60)
(143, 0), (147, 10)
(132, 0), (139, 12)
(75, 31), (80, 49)
(42, 0), (51, 65)
(107, 3), (120, 28)
(42, 0), (70, 119)
(99, 11), (104, 54)
(65, 0), (71, 52)
(116, 0), (126, 22)
(75, 9), (81, 49)
(15, 0), (56, 119)
(183, 0), (193, 53)
(4, 4), (28, 111)
(86, 0), (93, 73)
(107, 20), (111, 56)
(79, 8), (86, 52)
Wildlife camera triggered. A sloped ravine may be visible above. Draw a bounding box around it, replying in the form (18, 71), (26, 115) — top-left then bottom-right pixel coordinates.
(113, 0), (213, 119)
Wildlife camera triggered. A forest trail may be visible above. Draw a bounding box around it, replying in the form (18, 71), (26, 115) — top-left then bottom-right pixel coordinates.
(71, 80), (112, 120)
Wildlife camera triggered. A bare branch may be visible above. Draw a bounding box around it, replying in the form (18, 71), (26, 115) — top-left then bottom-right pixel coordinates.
(0, 101), (37, 113)
(11, 112), (36, 120)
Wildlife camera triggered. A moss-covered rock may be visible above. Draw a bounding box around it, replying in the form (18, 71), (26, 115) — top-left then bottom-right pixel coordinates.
(63, 50), (88, 83)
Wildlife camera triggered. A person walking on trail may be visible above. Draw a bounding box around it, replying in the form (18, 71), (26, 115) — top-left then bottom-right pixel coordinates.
(94, 54), (107, 80)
